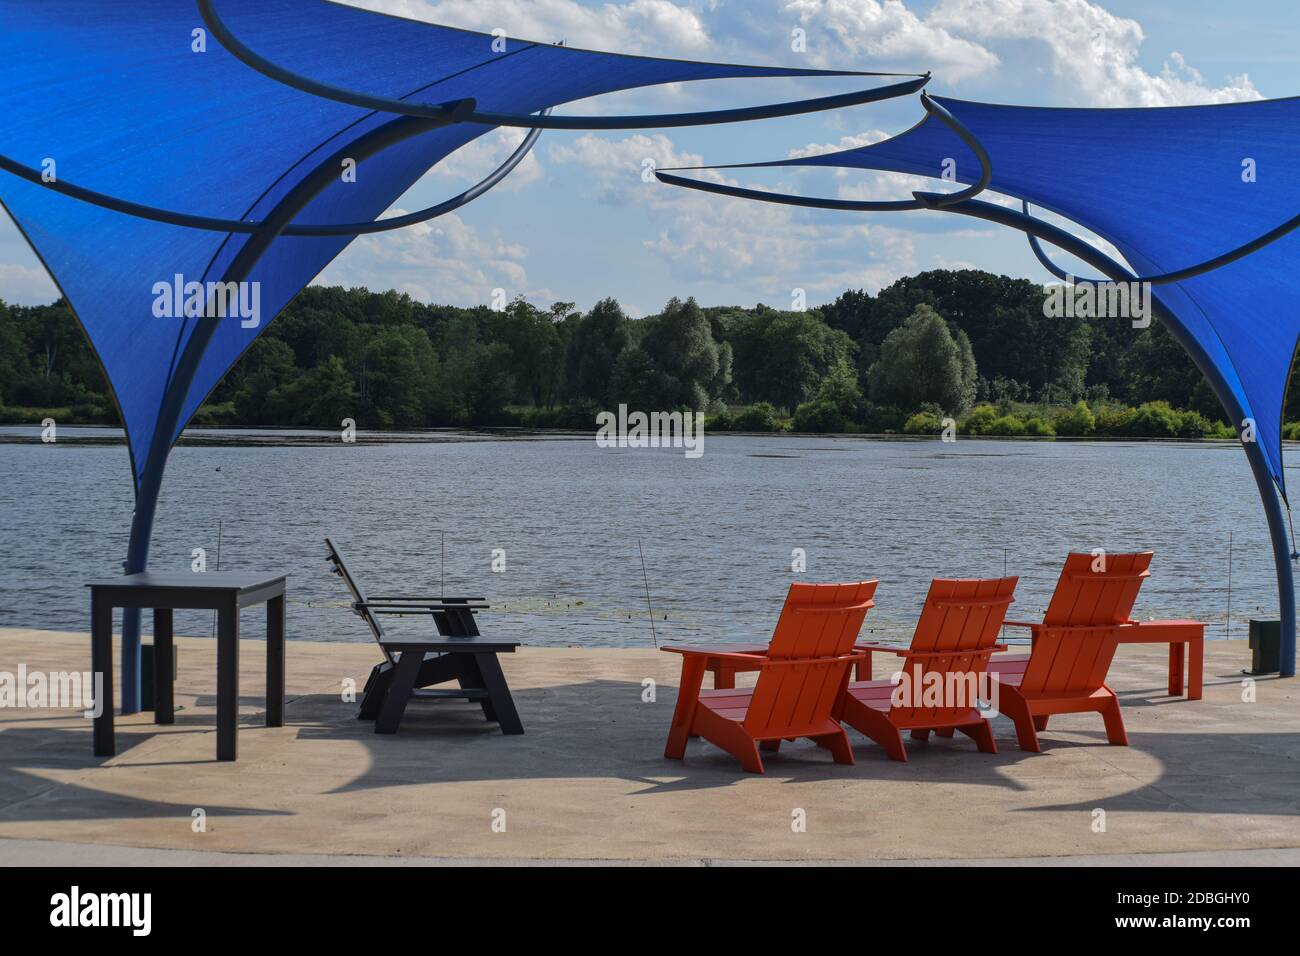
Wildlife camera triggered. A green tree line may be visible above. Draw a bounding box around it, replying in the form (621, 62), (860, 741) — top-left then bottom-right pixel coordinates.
(2, 269), (1296, 436)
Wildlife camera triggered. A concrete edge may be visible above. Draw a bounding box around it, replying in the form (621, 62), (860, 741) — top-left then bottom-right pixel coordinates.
(4, 837), (1300, 867)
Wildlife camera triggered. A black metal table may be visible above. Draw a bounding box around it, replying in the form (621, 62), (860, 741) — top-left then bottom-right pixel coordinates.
(87, 572), (287, 761)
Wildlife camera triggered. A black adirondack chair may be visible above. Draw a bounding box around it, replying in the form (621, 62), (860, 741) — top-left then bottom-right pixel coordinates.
(325, 538), (523, 735)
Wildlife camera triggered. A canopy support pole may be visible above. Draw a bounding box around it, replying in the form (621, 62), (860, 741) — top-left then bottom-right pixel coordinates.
(913, 196), (1297, 676)
(1245, 437), (1297, 675)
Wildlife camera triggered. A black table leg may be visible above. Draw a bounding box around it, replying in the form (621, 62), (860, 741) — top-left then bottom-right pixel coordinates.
(474, 653), (524, 735)
(216, 598), (239, 761)
(375, 649), (423, 734)
(91, 592), (114, 756)
(153, 607), (174, 725)
(266, 593), (284, 727)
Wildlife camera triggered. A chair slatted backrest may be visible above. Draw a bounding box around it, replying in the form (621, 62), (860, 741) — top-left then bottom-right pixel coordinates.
(325, 537), (392, 662)
(1020, 552), (1153, 698)
(1042, 551), (1152, 627)
(431, 598), (482, 638)
(890, 577), (1018, 726)
(744, 581), (878, 738)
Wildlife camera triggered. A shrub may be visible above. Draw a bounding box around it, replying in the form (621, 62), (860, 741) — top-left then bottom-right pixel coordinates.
(1285, 422), (1300, 441)
(730, 402), (780, 432)
(1022, 416), (1056, 437)
(1051, 400), (1095, 437)
(1094, 406), (1136, 436)
(903, 410), (944, 435)
(988, 415), (1027, 436)
(792, 399), (847, 433)
(0, 405), (71, 425)
(190, 402), (238, 428)
(961, 404), (998, 436)
(1127, 401), (1180, 438)
(1175, 409), (1214, 439)
(858, 401), (906, 433)
(705, 409), (734, 432)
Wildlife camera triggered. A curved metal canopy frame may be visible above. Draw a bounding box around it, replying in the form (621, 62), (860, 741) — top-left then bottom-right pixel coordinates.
(655, 93), (990, 211)
(1020, 199), (1300, 286)
(0, 108), (546, 236)
(197, 0), (929, 130)
(657, 116), (1298, 677)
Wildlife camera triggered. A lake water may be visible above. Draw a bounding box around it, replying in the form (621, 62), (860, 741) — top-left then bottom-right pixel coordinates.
(0, 427), (1287, 647)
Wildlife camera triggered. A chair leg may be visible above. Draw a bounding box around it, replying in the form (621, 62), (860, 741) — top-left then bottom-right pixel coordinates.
(665, 656), (706, 759)
(813, 730), (855, 765)
(1032, 715), (1049, 731)
(957, 721), (998, 754)
(474, 653), (524, 735)
(735, 740), (765, 773)
(1000, 690), (1041, 753)
(374, 650), (423, 734)
(910, 729), (931, 741)
(1100, 691), (1128, 746)
(934, 726), (955, 738)
(760, 739), (781, 752)
(693, 707), (765, 773)
(840, 697), (908, 761)
(358, 663), (389, 720)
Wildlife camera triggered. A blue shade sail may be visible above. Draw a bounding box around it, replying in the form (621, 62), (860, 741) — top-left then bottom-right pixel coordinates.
(725, 95), (1300, 495)
(0, 0), (886, 488)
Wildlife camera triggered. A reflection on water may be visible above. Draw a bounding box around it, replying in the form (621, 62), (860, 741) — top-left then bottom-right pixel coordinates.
(0, 428), (1283, 647)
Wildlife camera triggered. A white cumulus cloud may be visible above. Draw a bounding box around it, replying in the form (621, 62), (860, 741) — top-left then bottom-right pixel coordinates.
(339, 0), (710, 54)
(314, 210), (539, 306)
(782, 0), (1000, 80)
(929, 0), (1260, 105)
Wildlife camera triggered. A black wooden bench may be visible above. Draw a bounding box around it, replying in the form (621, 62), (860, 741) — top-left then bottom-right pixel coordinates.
(325, 538), (523, 735)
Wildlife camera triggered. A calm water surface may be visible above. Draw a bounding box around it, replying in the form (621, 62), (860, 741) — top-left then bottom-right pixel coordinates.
(0, 428), (1286, 647)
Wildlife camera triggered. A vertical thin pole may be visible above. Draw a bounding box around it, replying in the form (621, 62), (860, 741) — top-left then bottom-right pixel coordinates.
(638, 537), (658, 649)
(1226, 530), (1233, 640)
(210, 519), (223, 639)
(441, 530), (445, 599)
(1002, 547), (1008, 640)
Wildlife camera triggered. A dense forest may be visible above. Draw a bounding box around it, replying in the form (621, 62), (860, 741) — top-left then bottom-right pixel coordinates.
(2, 268), (1295, 438)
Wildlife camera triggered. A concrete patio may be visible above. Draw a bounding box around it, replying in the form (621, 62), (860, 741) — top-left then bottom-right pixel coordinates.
(1, 627), (1298, 864)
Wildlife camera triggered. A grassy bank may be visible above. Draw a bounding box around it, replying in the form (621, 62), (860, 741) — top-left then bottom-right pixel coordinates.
(3, 397), (1271, 442)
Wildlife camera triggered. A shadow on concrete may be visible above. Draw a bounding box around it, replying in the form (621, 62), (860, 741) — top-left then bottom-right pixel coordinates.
(0, 725), (290, 823)
(280, 677), (1300, 809)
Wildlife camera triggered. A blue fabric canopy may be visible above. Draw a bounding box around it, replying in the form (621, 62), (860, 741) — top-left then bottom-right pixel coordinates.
(711, 95), (1300, 496)
(0, 0), (894, 486)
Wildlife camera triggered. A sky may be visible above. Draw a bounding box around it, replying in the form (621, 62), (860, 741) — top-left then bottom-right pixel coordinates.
(2, 0), (1297, 317)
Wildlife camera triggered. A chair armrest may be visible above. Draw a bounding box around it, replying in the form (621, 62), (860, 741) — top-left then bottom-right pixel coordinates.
(760, 651), (866, 667)
(880, 646), (1006, 661)
(855, 641), (909, 656)
(358, 600), (489, 613)
(660, 646), (768, 664)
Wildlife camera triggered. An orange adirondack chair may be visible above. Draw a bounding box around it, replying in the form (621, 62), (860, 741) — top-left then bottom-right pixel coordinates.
(987, 551), (1152, 751)
(662, 581), (877, 773)
(838, 577), (1017, 761)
